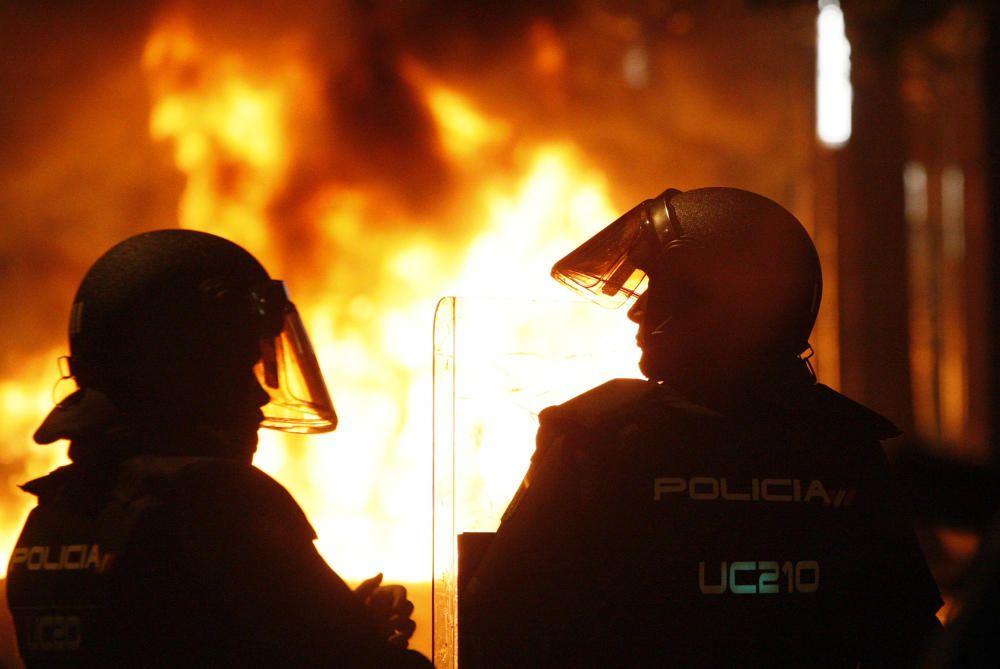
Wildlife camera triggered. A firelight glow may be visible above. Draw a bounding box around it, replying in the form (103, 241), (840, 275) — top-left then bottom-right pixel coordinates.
(0, 32), (635, 656)
(816, 0), (852, 148)
(139, 21), (624, 586)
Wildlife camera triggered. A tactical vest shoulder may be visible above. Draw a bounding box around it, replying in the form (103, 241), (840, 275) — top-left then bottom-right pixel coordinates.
(115, 455), (317, 542)
(7, 456), (317, 666)
(540, 379), (656, 428)
(809, 384), (901, 441)
(19, 465), (78, 501)
(536, 378), (718, 452)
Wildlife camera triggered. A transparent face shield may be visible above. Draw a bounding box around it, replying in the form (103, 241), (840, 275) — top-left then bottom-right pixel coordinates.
(252, 281), (338, 434)
(551, 188), (681, 308)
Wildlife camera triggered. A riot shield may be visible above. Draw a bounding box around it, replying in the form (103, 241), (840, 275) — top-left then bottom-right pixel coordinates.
(432, 296), (641, 668)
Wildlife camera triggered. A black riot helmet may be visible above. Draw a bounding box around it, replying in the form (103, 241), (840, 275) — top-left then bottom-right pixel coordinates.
(552, 187), (822, 396)
(63, 229), (337, 434)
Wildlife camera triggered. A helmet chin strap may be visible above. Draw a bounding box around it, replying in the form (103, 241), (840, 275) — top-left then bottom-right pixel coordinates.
(799, 344), (817, 383)
(639, 316), (674, 383)
(648, 316), (673, 337)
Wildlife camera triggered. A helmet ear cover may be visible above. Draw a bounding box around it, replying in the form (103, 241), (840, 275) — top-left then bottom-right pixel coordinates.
(639, 244), (710, 336)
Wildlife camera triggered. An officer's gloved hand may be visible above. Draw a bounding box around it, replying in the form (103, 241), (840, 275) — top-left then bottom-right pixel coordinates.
(355, 573), (417, 647)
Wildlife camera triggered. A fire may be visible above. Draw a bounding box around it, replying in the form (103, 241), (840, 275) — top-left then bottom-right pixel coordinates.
(0, 352), (72, 570)
(410, 70), (512, 160)
(0, 11), (649, 664)
(1, 8), (635, 620)
(143, 19), (296, 253)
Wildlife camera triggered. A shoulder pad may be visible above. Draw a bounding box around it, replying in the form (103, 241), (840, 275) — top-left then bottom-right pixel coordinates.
(19, 465), (77, 501)
(811, 384), (901, 440)
(540, 378), (661, 430)
(117, 456), (317, 541)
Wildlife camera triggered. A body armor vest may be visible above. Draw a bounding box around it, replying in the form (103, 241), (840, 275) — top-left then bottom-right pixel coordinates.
(467, 379), (942, 667)
(6, 456), (313, 667)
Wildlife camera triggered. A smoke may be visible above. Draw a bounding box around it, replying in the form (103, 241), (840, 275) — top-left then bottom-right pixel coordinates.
(0, 2), (180, 374)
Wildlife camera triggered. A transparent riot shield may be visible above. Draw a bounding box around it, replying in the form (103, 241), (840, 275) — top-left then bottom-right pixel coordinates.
(432, 296), (641, 668)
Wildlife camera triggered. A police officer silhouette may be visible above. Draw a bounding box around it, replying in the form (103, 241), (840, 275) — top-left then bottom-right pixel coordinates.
(466, 187), (942, 668)
(6, 230), (431, 667)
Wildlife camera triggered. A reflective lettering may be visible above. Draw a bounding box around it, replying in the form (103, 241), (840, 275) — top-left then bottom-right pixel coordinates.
(28, 615), (82, 652)
(63, 545), (86, 570)
(833, 488), (856, 508)
(83, 546), (101, 570)
(28, 547), (46, 570)
(700, 560), (820, 594)
(804, 479), (831, 505)
(720, 478), (750, 501)
(9, 545), (107, 572)
(689, 477), (719, 500)
(796, 561), (820, 593)
(10, 547), (27, 566)
(761, 479), (793, 502)
(729, 561), (757, 594)
(653, 477), (686, 500)
(698, 561), (727, 594)
(653, 477), (852, 507)
(43, 546), (62, 571)
(758, 561), (780, 593)
(782, 561), (794, 592)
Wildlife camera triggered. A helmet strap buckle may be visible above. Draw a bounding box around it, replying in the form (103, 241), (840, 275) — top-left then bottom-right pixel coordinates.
(52, 355), (78, 407)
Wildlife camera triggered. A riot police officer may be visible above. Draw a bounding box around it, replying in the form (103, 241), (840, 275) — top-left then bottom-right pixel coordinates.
(466, 187), (942, 667)
(6, 230), (431, 667)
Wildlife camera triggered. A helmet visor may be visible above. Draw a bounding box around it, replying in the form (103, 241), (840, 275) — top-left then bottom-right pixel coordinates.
(254, 291), (337, 434)
(551, 201), (652, 308)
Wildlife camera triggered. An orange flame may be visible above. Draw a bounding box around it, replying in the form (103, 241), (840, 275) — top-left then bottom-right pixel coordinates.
(0, 352), (72, 570)
(0, 14), (635, 612)
(139, 19), (634, 585)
